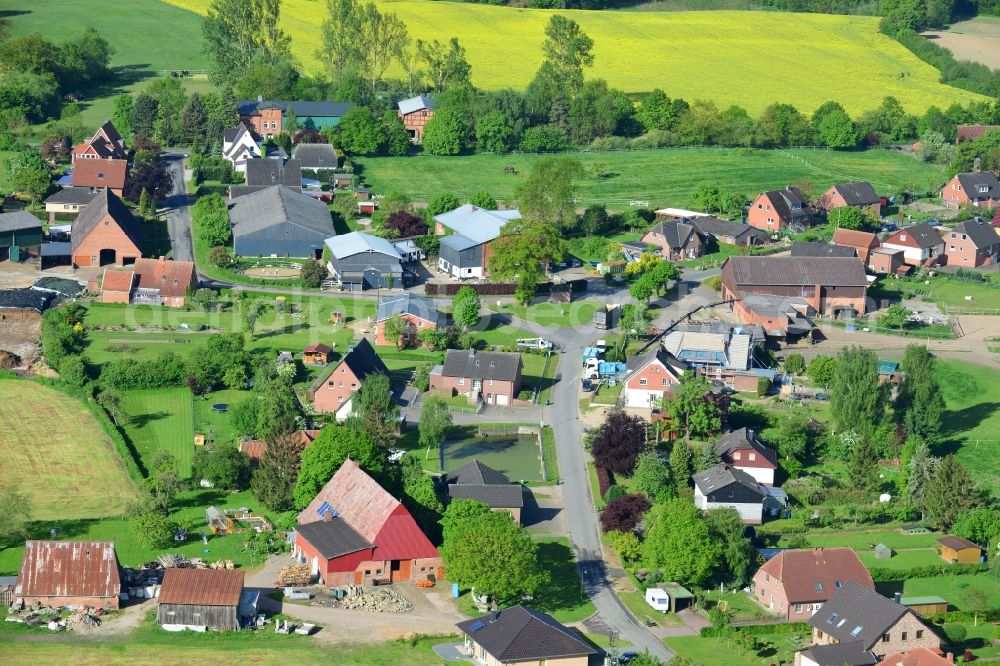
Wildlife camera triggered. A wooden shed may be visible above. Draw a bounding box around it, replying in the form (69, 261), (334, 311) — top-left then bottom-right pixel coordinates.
(157, 569), (245, 631)
(901, 595), (949, 616)
(303, 343), (333, 365)
(938, 536), (983, 564)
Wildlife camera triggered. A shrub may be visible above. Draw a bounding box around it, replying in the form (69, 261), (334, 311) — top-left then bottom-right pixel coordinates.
(706, 275), (722, 291)
(130, 509), (176, 549)
(603, 484), (627, 503)
(599, 493), (651, 533)
(756, 376), (771, 397)
(943, 623), (967, 643)
(595, 465), (613, 499)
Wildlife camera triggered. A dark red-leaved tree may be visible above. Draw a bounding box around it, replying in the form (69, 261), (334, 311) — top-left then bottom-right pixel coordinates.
(293, 130), (325, 145)
(592, 409), (648, 475)
(386, 211), (428, 238)
(125, 161), (173, 202)
(600, 493), (651, 533)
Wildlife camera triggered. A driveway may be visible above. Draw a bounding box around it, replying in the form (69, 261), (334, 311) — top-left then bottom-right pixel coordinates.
(162, 152), (194, 264)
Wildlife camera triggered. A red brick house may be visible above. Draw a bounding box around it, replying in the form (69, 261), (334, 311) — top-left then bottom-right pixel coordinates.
(294, 458), (442, 586)
(640, 219), (704, 260)
(943, 218), (999, 267)
(868, 247), (905, 275)
(71, 121), (128, 195)
(881, 224), (945, 267)
(714, 427), (777, 486)
(941, 171), (1000, 209)
(15, 541), (122, 609)
(721, 256), (868, 335)
(100, 257), (197, 307)
(832, 228), (880, 263)
(955, 124), (1000, 144)
(817, 182), (882, 218)
(397, 95), (435, 142)
(621, 347), (684, 409)
(70, 189), (142, 268)
(311, 338), (389, 420)
(375, 293), (439, 347)
(752, 547), (874, 620)
(747, 187), (812, 232)
(430, 349), (523, 406)
(798, 582), (940, 665)
(239, 429), (320, 465)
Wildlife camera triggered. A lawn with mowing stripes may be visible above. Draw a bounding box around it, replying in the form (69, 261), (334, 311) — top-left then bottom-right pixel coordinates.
(354, 148), (944, 210)
(122, 388), (195, 477)
(0, 380), (138, 520)
(937, 360), (1000, 495)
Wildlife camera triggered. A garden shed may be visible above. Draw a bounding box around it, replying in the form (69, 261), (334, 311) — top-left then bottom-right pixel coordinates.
(303, 343), (333, 365)
(900, 524), (930, 535)
(874, 543), (892, 559)
(157, 568), (246, 631)
(901, 595), (949, 616)
(650, 582), (694, 613)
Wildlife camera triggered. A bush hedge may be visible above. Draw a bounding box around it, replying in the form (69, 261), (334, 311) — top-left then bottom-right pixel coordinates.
(868, 563), (987, 582)
(700, 622), (811, 638)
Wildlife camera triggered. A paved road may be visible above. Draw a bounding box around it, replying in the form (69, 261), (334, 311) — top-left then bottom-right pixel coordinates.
(163, 153), (194, 263)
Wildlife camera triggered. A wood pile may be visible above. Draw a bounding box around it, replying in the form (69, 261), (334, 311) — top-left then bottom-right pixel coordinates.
(276, 564), (311, 586)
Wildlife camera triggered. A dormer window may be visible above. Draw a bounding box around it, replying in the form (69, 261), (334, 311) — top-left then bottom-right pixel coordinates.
(748, 453), (756, 461)
(733, 452), (741, 460)
(900, 234), (907, 241)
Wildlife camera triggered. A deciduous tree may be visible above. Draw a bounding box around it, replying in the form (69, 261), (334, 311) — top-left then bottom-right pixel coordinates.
(416, 37), (471, 92)
(293, 425), (387, 508)
(192, 444), (250, 490)
(422, 108), (469, 155)
(345, 373), (400, 449)
(807, 355), (837, 388)
(633, 451), (674, 502)
(642, 499), (719, 587)
(488, 219), (565, 306)
(8, 148), (51, 203)
(600, 494), (651, 533)
(203, 0), (291, 85)
(515, 156), (583, 231)
(419, 396), (452, 451)
(668, 372), (722, 441)
(591, 410), (647, 476)
(830, 346), (885, 437)
(355, 1), (409, 94)
(540, 15), (594, 96)
(706, 508), (755, 587)
(452, 286), (481, 329)
(669, 441), (694, 492)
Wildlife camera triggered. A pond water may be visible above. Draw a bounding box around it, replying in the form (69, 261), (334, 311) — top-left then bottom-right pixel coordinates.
(442, 434), (541, 482)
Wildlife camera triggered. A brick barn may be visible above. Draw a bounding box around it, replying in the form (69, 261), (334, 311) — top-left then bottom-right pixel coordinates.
(70, 189), (142, 268)
(15, 541), (122, 609)
(294, 459), (442, 586)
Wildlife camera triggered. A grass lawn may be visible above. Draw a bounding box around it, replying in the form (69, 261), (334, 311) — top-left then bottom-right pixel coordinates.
(0, 615), (454, 665)
(591, 381), (624, 406)
(122, 388), (195, 476)
(540, 426), (558, 483)
(353, 148), (944, 210)
(936, 360), (1000, 495)
(169, 1), (982, 113)
(0, 489), (274, 575)
(0, 380), (138, 520)
(192, 388), (245, 447)
(876, 573), (1000, 610)
(875, 274), (1000, 312)
(521, 352), (557, 402)
(488, 300), (599, 328)
(617, 588), (684, 628)
(781, 527), (942, 551)
(704, 589), (775, 621)
(857, 549), (943, 570)
(667, 631), (809, 666)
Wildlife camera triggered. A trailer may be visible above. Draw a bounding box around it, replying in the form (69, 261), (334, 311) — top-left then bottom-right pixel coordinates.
(584, 360), (626, 380)
(517, 338), (554, 351)
(594, 304), (620, 330)
(581, 347), (602, 365)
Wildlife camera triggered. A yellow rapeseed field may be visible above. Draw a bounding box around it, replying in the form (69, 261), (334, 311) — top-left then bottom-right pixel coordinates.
(165, 1), (985, 114)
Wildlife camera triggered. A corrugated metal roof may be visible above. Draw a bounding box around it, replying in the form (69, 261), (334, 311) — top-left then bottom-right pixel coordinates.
(0, 210), (43, 232)
(397, 95), (435, 115)
(725, 256), (868, 287)
(229, 186), (333, 238)
(433, 204), (520, 245)
(158, 568), (243, 606)
(16, 541), (121, 599)
(324, 231), (402, 260)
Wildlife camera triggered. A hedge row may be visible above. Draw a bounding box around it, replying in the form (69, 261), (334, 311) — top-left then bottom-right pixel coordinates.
(700, 622), (811, 638)
(868, 563), (987, 582)
(930, 608), (1000, 624)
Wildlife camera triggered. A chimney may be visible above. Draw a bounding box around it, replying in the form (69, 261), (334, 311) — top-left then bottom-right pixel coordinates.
(489, 611), (499, 623)
(322, 509), (332, 522)
(973, 156), (982, 173)
(946, 653), (954, 663)
(893, 591), (901, 604)
(158, 256), (165, 265)
(468, 349), (475, 359)
(257, 94), (263, 103)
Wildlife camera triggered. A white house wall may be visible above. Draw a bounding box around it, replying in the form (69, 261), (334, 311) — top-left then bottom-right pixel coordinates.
(623, 388), (661, 409)
(733, 465), (775, 486)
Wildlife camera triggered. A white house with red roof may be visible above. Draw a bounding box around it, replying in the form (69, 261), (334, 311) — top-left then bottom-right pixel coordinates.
(294, 459), (441, 586)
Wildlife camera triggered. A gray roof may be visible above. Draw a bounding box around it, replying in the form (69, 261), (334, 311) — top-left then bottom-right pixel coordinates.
(692, 463), (766, 498)
(229, 186), (333, 239)
(376, 293), (438, 325)
(245, 158), (302, 187)
(807, 581), (911, 650)
(433, 204), (521, 245)
(797, 642), (876, 666)
(71, 189), (142, 253)
(446, 460), (511, 486)
(955, 171), (1000, 198)
(715, 428), (777, 466)
(324, 232), (402, 260)
(690, 216), (769, 244)
(295, 519), (372, 559)
(292, 143), (338, 169)
(448, 484), (524, 509)
(40, 242), (72, 256)
(339, 338), (390, 382)
(441, 349), (522, 382)
(228, 185), (303, 199)
(952, 218), (1000, 250)
(649, 219), (698, 250)
(237, 100), (356, 118)
(832, 182), (880, 207)
(440, 233), (481, 252)
(763, 187), (809, 222)
(790, 242), (857, 258)
(455, 605), (598, 662)
(397, 95), (435, 115)
(625, 347), (685, 379)
(43, 188), (99, 206)
(725, 256), (868, 287)
(0, 210), (42, 233)
(0, 288), (57, 312)
(887, 223), (943, 249)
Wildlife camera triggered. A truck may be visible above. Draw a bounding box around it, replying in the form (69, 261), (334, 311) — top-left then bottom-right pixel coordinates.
(584, 360), (626, 380)
(517, 337), (554, 351)
(594, 304), (620, 330)
(581, 347), (602, 366)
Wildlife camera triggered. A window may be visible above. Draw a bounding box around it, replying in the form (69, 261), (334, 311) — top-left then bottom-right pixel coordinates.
(98, 172), (104, 178)
(950, 245), (955, 251)
(733, 452), (742, 460)
(916, 630), (923, 639)
(365, 570), (371, 575)
(779, 601), (784, 610)
(901, 234), (907, 241)
(661, 378), (668, 386)
(794, 604), (802, 613)
(882, 634), (890, 643)
(489, 379), (493, 386)
(815, 582), (823, 592)
(639, 378), (647, 386)
(835, 580), (842, 588)
(458, 378), (465, 385)
(765, 574), (770, 582)
(748, 453), (756, 461)
(901, 631), (907, 641)
(827, 613), (838, 625)
(851, 626), (864, 637)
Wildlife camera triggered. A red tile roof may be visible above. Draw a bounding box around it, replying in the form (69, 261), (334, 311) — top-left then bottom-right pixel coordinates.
(16, 541), (121, 599)
(756, 547), (874, 604)
(132, 257), (196, 298)
(158, 568), (243, 606)
(238, 430), (319, 462)
(299, 458), (438, 561)
(875, 648), (951, 666)
(72, 158), (128, 191)
(937, 536), (980, 551)
(304, 343), (333, 354)
(832, 228), (879, 249)
(102, 269), (135, 292)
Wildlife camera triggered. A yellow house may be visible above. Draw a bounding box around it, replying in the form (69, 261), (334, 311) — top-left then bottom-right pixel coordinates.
(457, 605), (599, 666)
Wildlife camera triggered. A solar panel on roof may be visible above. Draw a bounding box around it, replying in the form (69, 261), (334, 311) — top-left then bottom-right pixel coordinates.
(468, 620), (485, 632)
